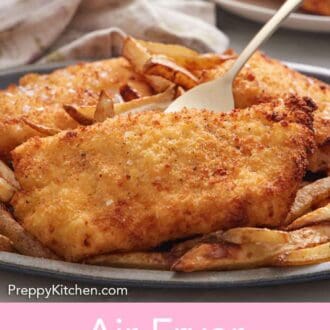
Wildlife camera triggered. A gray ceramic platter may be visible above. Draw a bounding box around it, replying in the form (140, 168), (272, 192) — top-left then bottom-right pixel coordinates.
(0, 61), (329, 288)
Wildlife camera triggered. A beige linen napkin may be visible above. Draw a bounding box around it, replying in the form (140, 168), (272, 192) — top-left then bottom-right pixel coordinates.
(0, 0), (229, 69)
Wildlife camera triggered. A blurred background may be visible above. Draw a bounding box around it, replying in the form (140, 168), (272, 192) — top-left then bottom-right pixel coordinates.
(0, 0), (329, 69)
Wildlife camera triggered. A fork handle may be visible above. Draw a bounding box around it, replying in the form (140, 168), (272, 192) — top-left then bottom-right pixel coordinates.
(226, 0), (304, 81)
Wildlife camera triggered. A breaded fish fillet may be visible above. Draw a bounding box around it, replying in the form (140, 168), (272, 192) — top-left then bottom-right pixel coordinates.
(200, 51), (330, 172)
(0, 58), (152, 159)
(11, 96), (315, 261)
(1, 48), (328, 171)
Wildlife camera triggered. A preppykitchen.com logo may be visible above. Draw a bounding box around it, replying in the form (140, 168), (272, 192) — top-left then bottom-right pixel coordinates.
(8, 284), (127, 299)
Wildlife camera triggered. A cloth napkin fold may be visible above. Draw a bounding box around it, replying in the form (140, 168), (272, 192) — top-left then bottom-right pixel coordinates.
(0, 0), (229, 70)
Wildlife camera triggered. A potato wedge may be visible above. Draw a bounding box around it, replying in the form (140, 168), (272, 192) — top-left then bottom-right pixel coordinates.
(172, 242), (283, 272)
(181, 53), (237, 71)
(63, 104), (95, 126)
(0, 204), (58, 259)
(64, 87), (176, 124)
(126, 37), (237, 72)
(127, 79), (154, 98)
(173, 225), (330, 272)
(122, 37), (151, 73)
(137, 39), (236, 70)
(94, 91), (114, 122)
(223, 227), (290, 245)
(0, 178), (15, 202)
(22, 118), (61, 136)
(0, 160), (19, 189)
(286, 177), (330, 224)
(0, 234), (15, 252)
(138, 39), (199, 61)
(143, 56), (199, 90)
(170, 231), (224, 258)
(286, 204), (330, 230)
(145, 75), (173, 93)
(119, 79), (154, 101)
(289, 225), (330, 246)
(224, 226), (330, 247)
(274, 242), (330, 266)
(119, 84), (141, 101)
(85, 252), (171, 270)
(114, 86), (176, 115)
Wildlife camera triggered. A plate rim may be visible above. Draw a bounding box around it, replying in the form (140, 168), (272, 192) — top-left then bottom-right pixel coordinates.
(214, 0), (330, 32)
(2, 251), (330, 289)
(216, 0), (330, 21)
(0, 61), (329, 288)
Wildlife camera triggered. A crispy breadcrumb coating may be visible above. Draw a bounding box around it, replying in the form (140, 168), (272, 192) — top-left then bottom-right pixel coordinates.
(11, 96), (315, 261)
(0, 58), (152, 159)
(199, 51), (330, 172)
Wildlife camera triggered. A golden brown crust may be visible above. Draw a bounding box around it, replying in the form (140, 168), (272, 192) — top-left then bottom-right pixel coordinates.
(11, 96), (315, 261)
(0, 58), (153, 160)
(0, 234), (14, 252)
(1, 49), (329, 172)
(199, 51), (330, 172)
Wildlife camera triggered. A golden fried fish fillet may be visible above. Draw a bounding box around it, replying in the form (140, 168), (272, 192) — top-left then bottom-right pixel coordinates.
(1, 47), (328, 171)
(199, 51), (330, 172)
(11, 96), (315, 261)
(0, 58), (152, 159)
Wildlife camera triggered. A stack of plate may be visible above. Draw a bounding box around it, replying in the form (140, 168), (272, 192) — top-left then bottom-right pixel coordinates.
(214, 0), (330, 32)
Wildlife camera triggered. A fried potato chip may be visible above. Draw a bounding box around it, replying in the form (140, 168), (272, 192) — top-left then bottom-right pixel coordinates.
(0, 234), (14, 252)
(289, 225), (330, 246)
(286, 204), (330, 230)
(119, 79), (155, 101)
(223, 227), (290, 245)
(143, 56), (199, 90)
(64, 86), (176, 125)
(127, 79), (154, 98)
(114, 86), (176, 115)
(173, 225), (330, 272)
(144, 75), (173, 93)
(85, 252), (171, 270)
(0, 178), (15, 202)
(286, 177), (330, 224)
(94, 91), (115, 122)
(0, 204), (58, 259)
(274, 242), (330, 266)
(119, 84), (141, 101)
(172, 241), (282, 272)
(22, 118), (61, 136)
(181, 53), (237, 71)
(136, 39), (235, 70)
(122, 37), (194, 92)
(63, 104), (95, 126)
(122, 37), (151, 73)
(137, 39), (199, 62)
(170, 231), (224, 258)
(0, 160), (19, 189)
